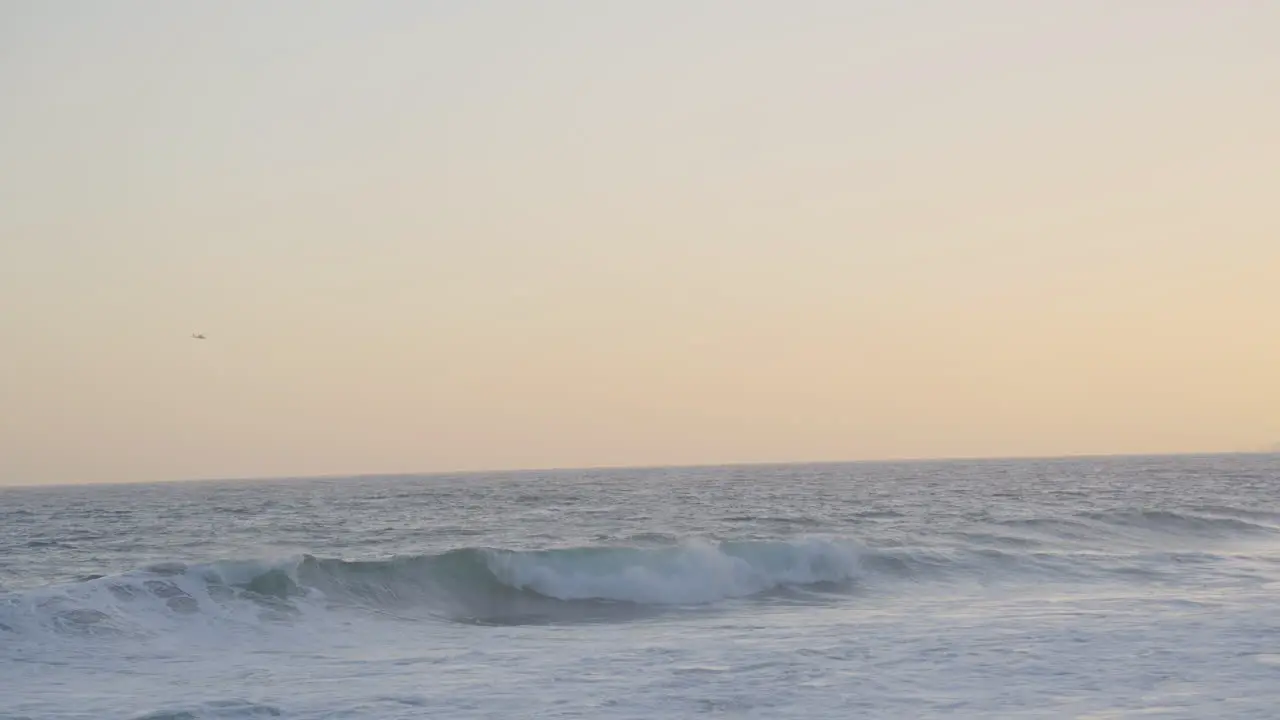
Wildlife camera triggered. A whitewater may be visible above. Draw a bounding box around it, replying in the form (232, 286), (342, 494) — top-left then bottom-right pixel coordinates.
(3, 454), (1279, 719)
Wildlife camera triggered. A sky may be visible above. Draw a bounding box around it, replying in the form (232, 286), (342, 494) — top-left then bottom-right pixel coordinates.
(1, 1), (1278, 485)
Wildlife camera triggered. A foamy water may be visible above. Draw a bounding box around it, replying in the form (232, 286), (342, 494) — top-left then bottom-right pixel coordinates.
(3, 454), (1279, 718)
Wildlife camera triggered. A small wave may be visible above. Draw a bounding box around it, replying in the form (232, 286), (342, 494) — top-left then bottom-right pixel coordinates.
(1081, 510), (1278, 536)
(623, 532), (680, 544)
(132, 700), (283, 719)
(991, 510), (1280, 543)
(991, 517), (1102, 542)
(848, 509), (906, 519)
(210, 506), (258, 516)
(719, 515), (823, 526)
(952, 532), (1044, 549)
(1187, 504), (1280, 525)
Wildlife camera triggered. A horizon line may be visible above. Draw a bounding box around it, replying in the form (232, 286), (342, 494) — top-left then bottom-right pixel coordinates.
(4, 449), (1274, 490)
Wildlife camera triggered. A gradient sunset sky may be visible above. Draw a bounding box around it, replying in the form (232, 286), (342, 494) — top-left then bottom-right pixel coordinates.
(2, 1), (1277, 485)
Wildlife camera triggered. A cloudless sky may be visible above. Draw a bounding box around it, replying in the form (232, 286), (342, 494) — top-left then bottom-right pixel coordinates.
(2, 1), (1278, 485)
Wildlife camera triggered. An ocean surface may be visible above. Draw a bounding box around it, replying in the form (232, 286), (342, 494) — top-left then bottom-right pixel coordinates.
(2, 454), (1279, 719)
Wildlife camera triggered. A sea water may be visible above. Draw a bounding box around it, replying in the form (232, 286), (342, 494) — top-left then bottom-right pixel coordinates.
(2, 454), (1279, 719)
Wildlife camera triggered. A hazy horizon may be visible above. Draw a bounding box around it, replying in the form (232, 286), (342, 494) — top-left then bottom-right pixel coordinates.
(5, 450), (1278, 491)
(3, 1), (1278, 486)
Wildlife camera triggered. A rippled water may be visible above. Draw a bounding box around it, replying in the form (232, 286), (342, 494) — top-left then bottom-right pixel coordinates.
(3, 454), (1279, 719)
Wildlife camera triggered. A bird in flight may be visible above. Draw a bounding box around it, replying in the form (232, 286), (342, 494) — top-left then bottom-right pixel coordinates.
(191, 333), (207, 340)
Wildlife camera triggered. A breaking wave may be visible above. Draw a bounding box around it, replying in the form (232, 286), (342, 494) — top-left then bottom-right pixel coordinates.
(0, 538), (889, 635)
(3, 507), (1276, 637)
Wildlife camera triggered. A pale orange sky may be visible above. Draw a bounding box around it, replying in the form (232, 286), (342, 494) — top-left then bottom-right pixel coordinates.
(1, 1), (1277, 485)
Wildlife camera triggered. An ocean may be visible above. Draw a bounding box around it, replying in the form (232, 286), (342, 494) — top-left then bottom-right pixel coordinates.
(2, 454), (1278, 719)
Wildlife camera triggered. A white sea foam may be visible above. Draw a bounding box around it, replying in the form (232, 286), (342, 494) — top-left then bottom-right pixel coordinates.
(484, 537), (866, 604)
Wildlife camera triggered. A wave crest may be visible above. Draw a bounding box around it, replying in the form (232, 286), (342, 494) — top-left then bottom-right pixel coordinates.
(485, 538), (862, 604)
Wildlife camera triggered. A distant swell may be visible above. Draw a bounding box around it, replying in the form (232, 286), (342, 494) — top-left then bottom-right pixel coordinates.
(992, 509), (1280, 541)
(1083, 510), (1279, 536)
